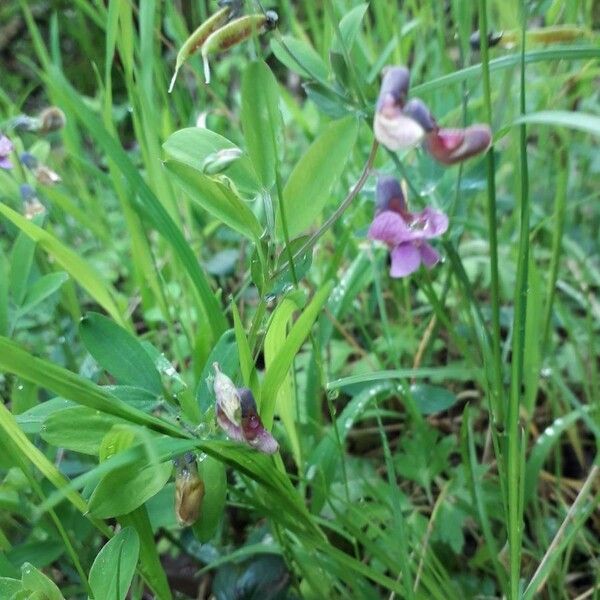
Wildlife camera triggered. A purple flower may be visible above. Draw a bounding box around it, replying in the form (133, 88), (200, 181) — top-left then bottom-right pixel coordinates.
(425, 124), (492, 165)
(0, 135), (14, 170)
(368, 176), (448, 278)
(213, 364), (279, 454)
(374, 67), (428, 151)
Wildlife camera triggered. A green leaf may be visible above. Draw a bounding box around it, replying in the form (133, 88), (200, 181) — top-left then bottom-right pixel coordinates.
(165, 161), (263, 241)
(89, 460), (173, 518)
(331, 3), (368, 53)
(80, 312), (162, 395)
(270, 36), (329, 82)
(277, 116), (358, 239)
(89, 527), (140, 600)
(409, 384), (459, 415)
(20, 563), (64, 600)
(41, 406), (125, 455)
(19, 272), (69, 316)
(192, 456), (227, 542)
(162, 127), (260, 194)
(241, 61), (282, 189)
(9, 231), (36, 306)
(261, 281), (335, 428)
(0, 204), (124, 326)
(0, 578), (21, 596)
(0, 336), (182, 438)
(264, 294), (304, 466)
(513, 110), (600, 136)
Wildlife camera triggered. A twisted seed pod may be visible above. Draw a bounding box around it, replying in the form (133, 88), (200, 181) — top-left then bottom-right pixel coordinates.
(201, 12), (278, 84)
(168, 6), (233, 93)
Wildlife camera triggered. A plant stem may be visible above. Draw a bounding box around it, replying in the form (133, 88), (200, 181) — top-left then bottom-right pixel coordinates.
(507, 4), (531, 597)
(272, 141), (379, 279)
(478, 0), (505, 429)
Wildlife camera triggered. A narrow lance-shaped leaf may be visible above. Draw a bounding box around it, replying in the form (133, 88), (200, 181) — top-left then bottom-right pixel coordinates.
(79, 312), (163, 394)
(278, 116), (358, 239)
(261, 281), (335, 428)
(241, 61), (282, 189)
(0, 203), (124, 326)
(165, 161), (263, 241)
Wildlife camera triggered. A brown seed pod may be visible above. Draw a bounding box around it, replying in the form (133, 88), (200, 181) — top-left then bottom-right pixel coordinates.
(168, 6), (234, 93)
(201, 12), (278, 84)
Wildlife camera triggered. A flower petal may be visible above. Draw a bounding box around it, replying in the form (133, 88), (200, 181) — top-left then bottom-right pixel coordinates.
(425, 125), (491, 165)
(368, 211), (412, 245)
(389, 242), (421, 278)
(216, 406), (246, 442)
(376, 176), (406, 214)
(420, 242), (441, 268)
(374, 111), (425, 151)
(213, 363), (241, 426)
(411, 207), (449, 239)
(0, 135), (13, 156)
(0, 157), (12, 170)
(238, 388), (279, 454)
(402, 98), (436, 132)
(246, 427), (279, 454)
(376, 66), (410, 112)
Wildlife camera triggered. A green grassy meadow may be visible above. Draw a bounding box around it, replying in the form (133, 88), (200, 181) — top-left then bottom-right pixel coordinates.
(0, 1), (599, 598)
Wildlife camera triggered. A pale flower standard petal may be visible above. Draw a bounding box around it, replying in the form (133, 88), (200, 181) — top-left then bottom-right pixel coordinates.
(374, 66), (427, 151)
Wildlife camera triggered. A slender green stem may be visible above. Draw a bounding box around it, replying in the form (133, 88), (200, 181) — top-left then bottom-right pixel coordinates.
(478, 0), (505, 428)
(272, 141), (379, 278)
(506, 5), (531, 597)
(541, 148), (568, 348)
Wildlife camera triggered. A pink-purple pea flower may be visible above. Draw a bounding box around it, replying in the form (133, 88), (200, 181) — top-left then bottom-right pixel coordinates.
(373, 65), (492, 164)
(374, 67), (427, 151)
(0, 135), (13, 170)
(212, 363), (279, 454)
(368, 176), (448, 278)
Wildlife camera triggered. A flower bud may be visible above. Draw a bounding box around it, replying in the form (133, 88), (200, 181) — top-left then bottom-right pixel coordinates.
(174, 453), (205, 526)
(37, 107), (66, 134)
(35, 165), (62, 185)
(425, 124), (492, 165)
(20, 152), (39, 169)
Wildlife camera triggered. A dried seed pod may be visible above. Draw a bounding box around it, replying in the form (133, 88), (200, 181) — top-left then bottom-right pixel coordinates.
(37, 107), (66, 133)
(201, 12), (278, 84)
(35, 165), (62, 185)
(168, 6), (234, 93)
(174, 453), (205, 526)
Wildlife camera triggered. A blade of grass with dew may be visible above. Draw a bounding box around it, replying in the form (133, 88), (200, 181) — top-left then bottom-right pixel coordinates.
(0, 204), (125, 326)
